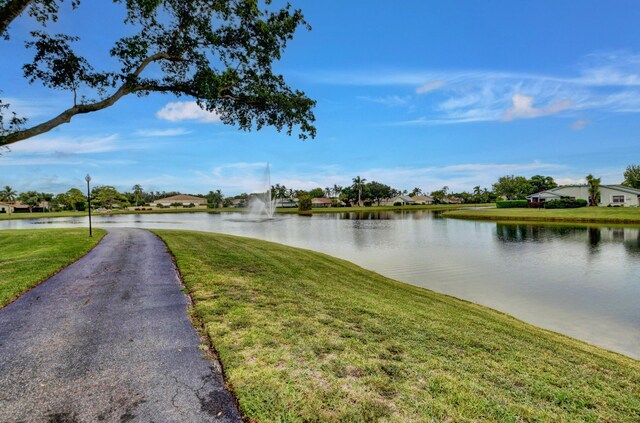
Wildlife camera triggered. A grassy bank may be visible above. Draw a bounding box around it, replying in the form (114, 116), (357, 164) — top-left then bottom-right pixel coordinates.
(444, 206), (640, 224)
(155, 230), (640, 422)
(0, 228), (105, 307)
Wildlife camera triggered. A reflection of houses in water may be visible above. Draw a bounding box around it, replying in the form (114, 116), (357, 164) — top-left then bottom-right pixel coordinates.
(495, 223), (640, 255)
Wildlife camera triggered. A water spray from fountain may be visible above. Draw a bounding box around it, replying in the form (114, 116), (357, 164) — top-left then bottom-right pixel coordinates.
(246, 163), (277, 220)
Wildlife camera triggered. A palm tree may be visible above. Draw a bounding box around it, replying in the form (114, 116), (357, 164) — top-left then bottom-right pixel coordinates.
(333, 184), (342, 200)
(352, 176), (367, 206)
(1, 186), (17, 215)
(132, 184), (143, 206)
(586, 174), (601, 206)
(324, 187), (332, 198)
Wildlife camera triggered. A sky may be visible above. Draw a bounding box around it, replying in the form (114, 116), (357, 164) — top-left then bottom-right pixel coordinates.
(1, 0), (640, 195)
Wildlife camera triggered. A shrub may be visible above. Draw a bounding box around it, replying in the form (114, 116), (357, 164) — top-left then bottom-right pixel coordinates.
(496, 200), (528, 208)
(298, 195), (312, 211)
(528, 201), (544, 208)
(544, 199), (588, 209)
(393, 202), (402, 206)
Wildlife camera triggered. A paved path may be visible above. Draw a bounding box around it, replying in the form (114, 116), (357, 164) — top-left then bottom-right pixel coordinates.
(0, 228), (241, 422)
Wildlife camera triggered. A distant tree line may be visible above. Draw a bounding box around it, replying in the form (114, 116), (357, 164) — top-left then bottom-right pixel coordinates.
(2, 164), (638, 212)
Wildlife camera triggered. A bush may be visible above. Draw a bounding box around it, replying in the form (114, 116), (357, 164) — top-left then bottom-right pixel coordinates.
(544, 199), (588, 209)
(298, 195), (312, 212)
(528, 201), (544, 208)
(496, 200), (528, 208)
(393, 202), (402, 206)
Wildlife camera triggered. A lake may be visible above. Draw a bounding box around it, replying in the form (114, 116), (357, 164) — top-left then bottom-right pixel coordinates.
(2, 210), (639, 359)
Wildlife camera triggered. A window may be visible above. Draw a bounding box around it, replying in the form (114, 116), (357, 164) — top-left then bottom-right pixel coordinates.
(612, 195), (625, 204)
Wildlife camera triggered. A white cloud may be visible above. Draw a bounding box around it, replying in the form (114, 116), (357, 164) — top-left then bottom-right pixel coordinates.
(416, 80), (445, 94)
(156, 102), (221, 123)
(135, 128), (191, 137)
(502, 93), (572, 121)
(570, 119), (592, 130)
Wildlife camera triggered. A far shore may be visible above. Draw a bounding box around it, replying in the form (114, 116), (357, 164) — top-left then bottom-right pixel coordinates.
(0, 203), (489, 221)
(443, 206), (640, 224)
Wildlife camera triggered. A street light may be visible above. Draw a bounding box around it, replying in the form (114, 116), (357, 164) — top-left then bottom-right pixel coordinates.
(85, 174), (92, 237)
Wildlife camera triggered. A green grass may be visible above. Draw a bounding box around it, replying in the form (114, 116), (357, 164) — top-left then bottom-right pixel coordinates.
(0, 210), (90, 220)
(154, 230), (640, 422)
(444, 206), (640, 224)
(0, 228), (105, 307)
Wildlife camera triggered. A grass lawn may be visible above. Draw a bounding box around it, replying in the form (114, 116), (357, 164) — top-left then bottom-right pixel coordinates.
(155, 230), (640, 422)
(444, 206), (640, 224)
(0, 228), (105, 307)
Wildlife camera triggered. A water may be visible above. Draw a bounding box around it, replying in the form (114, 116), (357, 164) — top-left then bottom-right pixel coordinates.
(2, 210), (639, 359)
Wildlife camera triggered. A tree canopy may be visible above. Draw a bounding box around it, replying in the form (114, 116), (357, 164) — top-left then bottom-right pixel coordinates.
(622, 164), (640, 189)
(0, 0), (316, 147)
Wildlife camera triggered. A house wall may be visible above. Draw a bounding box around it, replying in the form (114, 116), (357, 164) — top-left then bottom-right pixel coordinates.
(549, 186), (639, 206)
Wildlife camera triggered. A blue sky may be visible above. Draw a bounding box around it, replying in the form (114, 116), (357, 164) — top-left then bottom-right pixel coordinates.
(2, 0), (640, 195)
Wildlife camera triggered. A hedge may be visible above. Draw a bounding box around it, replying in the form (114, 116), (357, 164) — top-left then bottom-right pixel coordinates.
(496, 200), (528, 208)
(544, 199), (588, 209)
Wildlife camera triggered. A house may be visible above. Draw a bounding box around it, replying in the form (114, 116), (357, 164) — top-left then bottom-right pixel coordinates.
(380, 195), (415, 206)
(275, 198), (298, 208)
(311, 197), (332, 208)
(527, 185), (640, 207)
(150, 194), (208, 208)
(231, 198), (246, 208)
(442, 196), (463, 204)
(410, 195), (434, 205)
(0, 201), (50, 213)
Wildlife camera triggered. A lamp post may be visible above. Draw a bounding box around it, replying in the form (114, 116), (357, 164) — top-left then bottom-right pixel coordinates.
(85, 174), (92, 237)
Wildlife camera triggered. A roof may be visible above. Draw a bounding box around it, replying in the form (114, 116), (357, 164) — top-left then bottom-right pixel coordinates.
(604, 185), (640, 195)
(311, 197), (332, 203)
(153, 194), (206, 202)
(411, 195), (433, 201)
(399, 195), (415, 202)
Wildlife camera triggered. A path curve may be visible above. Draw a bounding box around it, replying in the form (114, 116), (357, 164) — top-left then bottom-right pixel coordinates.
(0, 228), (241, 422)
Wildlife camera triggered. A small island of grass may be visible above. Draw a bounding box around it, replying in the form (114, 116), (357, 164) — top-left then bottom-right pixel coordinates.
(443, 206), (640, 224)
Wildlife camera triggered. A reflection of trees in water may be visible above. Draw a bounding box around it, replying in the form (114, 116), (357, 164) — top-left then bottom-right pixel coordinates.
(495, 223), (585, 243)
(624, 230), (640, 256)
(495, 223), (640, 256)
(337, 210), (433, 221)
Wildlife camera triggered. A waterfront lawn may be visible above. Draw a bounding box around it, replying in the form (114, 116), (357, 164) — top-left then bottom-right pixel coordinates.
(444, 206), (640, 224)
(155, 230), (640, 422)
(0, 229), (105, 307)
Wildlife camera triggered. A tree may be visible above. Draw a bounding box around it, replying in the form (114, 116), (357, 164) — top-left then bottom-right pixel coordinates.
(367, 181), (392, 206)
(332, 184), (342, 200)
(492, 175), (533, 200)
(206, 189), (223, 208)
(297, 195), (312, 211)
(586, 174), (601, 206)
(410, 187), (422, 197)
(132, 184), (143, 206)
(430, 189), (445, 204)
(352, 176), (367, 206)
(92, 185), (122, 209)
(529, 175), (557, 192)
(17, 190), (40, 212)
(308, 187), (324, 198)
(0, 185), (17, 214)
(0, 0), (316, 147)
(622, 164), (640, 189)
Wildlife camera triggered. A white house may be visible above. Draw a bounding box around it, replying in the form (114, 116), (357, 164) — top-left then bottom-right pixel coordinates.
(380, 195), (415, 206)
(151, 194), (208, 208)
(527, 185), (640, 207)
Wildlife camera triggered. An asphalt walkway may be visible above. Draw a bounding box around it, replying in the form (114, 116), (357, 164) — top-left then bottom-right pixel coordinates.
(0, 228), (241, 422)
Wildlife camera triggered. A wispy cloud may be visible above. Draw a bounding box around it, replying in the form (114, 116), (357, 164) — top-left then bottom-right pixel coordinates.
(502, 93), (572, 121)
(135, 128), (191, 137)
(157, 101), (221, 123)
(9, 134), (121, 155)
(416, 80), (445, 94)
(570, 119), (592, 130)
(308, 51), (640, 124)
(357, 95), (411, 106)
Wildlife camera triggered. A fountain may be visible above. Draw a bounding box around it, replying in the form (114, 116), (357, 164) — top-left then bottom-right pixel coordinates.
(246, 163), (277, 221)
